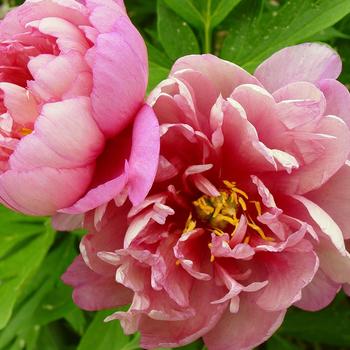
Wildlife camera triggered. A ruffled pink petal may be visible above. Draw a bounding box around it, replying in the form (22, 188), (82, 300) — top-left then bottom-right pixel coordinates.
(128, 104), (160, 206)
(10, 97), (104, 170)
(28, 51), (89, 101)
(0, 165), (94, 215)
(157, 123), (210, 177)
(229, 84), (302, 168)
(272, 116), (350, 194)
(171, 54), (261, 98)
(89, 18), (147, 137)
(273, 82), (326, 130)
(292, 195), (350, 284)
(219, 98), (277, 175)
(204, 297), (286, 350)
(18, 0), (90, 26)
(255, 43), (342, 93)
(253, 248), (318, 311)
(149, 85), (188, 125)
(0, 7), (24, 38)
(60, 169), (128, 214)
(152, 236), (193, 307)
(62, 255), (132, 311)
(138, 280), (228, 349)
(60, 124), (134, 214)
(0, 83), (39, 125)
(86, 0), (126, 33)
(307, 162), (350, 239)
(170, 69), (218, 136)
(174, 229), (212, 281)
(81, 204), (129, 274)
(26, 17), (89, 54)
(212, 265), (267, 310)
(318, 78), (350, 128)
(294, 269), (340, 311)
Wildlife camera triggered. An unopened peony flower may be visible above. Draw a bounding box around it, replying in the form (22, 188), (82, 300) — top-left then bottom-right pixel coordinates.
(63, 43), (350, 350)
(0, 0), (159, 217)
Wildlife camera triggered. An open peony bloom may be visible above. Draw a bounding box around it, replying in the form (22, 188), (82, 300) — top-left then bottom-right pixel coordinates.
(63, 43), (350, 350)
(0, 0), (159, 216)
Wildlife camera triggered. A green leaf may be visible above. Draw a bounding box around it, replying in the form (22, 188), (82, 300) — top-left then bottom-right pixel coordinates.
(266, 335), (299, 350)
(163, 0), (241, 52)
(77, 310), (132, 350)
(146, 42), (171, 93)
(210, 0), (242, 28)
(36, 322), (76, 350)
(0, 207), (54, 330)
(338, 39), (350, 84)
(163, 0), (241, 29)
(221, 0), (350, 71)
(305, 27), (350, 42)
(147, 42), (172, 68)
(31, 283), (82, 327)
(281, 294), (350, 346)
(0, 234), (77, 349)
(157, 0), (200, 61)
(148, 62), (170, 93)
(64, 308), (87, 336)
(163, 0), (203, 28)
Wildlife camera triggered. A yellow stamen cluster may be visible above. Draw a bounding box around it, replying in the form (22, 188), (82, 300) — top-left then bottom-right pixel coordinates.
(183, 181), (274, 243)
(19, 127), (32, 137)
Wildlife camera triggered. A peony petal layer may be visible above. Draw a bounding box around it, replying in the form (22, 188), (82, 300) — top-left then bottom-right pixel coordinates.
(255, 43), (342, 93)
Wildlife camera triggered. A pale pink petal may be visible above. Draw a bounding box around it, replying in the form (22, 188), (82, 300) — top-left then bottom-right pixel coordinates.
(318, 78), (350, 128)
(204, 297), (286, 350)
(231, 84), (282, 140)
(10, 97), (104, 170)
(60, 170), (128, 214)
(0, 83), (39, 125)
(307, 162), (350, 239)
(220, 98), (277, 174)
(0, 165), (94, 215)
(274, 82), (326, 130)
(26, 17), (89, 54)
(28, 51), (89, 101)
(60, 123), (135, 214)
(18, 0), (90, 26)
(0, 7), (24, 38)
(128, 104), (160, 205)
(294, 269), (340, 311)
(273, 81), (326, 104)
(89, 22), (147, 137)
(272, 116), (350, 194)
(171, 54), (261, 98)
(87, 0), (126, 33)
(292, 195), (350, 284)
(255, 43), (342, 93)
(171, 69), (218, 135)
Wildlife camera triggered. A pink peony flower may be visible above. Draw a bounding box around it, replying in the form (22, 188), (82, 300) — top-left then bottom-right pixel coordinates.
(63, 43), (350, 350)
(0, 0), (159, 216)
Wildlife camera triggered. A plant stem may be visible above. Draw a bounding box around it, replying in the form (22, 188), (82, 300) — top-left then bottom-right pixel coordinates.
(204, 0), (212, 53)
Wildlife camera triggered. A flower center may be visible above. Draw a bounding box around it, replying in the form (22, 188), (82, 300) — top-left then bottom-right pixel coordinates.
(183, 181), (274, 243)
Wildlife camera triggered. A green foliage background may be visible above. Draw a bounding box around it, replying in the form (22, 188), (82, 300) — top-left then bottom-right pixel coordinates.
(0, 0), (350, 349)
